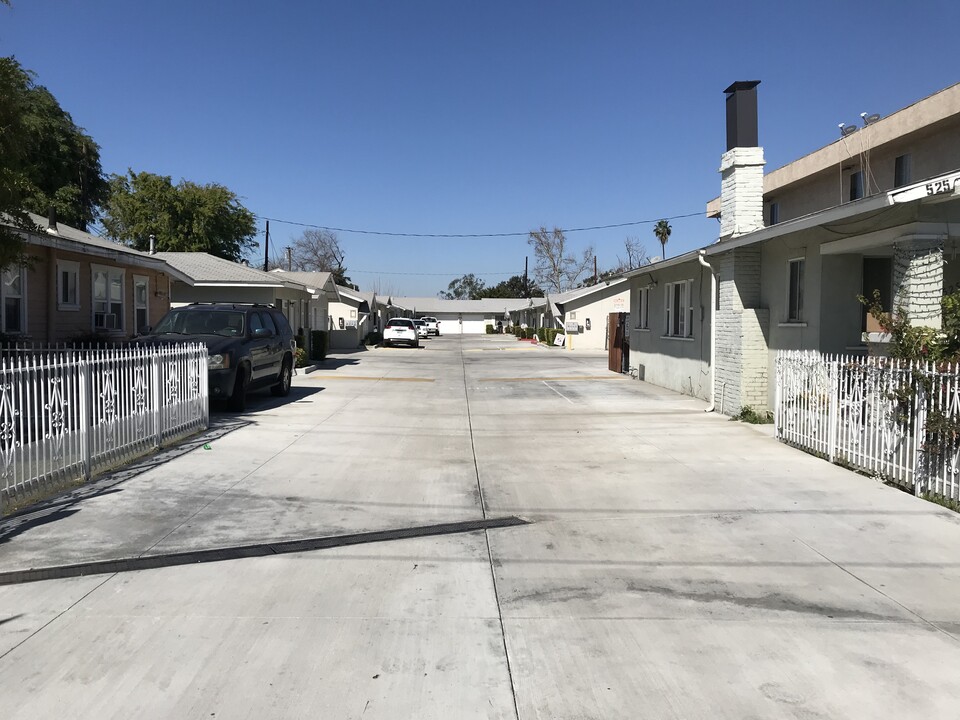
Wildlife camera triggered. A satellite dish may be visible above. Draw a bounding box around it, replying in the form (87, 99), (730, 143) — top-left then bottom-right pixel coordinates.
(839, 123), (858, 137)
(862, 112), (881, 126)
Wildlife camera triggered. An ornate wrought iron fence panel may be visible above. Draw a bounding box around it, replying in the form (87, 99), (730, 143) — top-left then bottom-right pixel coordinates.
(0, 343), (208, 513)
(776, 351), (960, 500)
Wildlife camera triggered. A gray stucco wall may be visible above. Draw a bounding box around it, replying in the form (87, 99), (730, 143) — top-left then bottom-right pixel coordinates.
(628, 261), (711, 401)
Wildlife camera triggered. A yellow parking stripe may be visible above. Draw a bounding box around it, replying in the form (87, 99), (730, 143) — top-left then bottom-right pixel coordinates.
(305, 375), (435, 383)
(479, 376), (627, 382)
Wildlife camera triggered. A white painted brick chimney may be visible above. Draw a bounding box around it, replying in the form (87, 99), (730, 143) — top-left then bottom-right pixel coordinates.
(719, 146), (765, 239)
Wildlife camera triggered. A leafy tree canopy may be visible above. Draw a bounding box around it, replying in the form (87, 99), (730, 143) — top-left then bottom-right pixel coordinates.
(0, 54), (109, 266)
(101, 170), (257, 262)
(440, 273), (485, 300)
(476, 275), (544, 299)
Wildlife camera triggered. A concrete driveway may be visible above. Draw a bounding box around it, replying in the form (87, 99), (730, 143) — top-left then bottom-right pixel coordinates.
(1, 334), (960, 719)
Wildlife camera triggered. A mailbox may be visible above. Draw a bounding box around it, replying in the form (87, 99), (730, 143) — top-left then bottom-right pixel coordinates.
(564, 320), (579, 334)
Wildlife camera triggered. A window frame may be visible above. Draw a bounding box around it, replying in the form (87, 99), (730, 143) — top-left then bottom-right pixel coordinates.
(664, 279), (694, 338)
(57, 260), (81, 311)
(894, 154), (912, 188)
(786, 257), (805, 323)
(2, 266), (26, 335)
(91, 264), (125, 333)
(636, 287), (650, 330)
(849, 170), (864, 201)
(768, 201), (780, 226)
(133, 275), (149, 332)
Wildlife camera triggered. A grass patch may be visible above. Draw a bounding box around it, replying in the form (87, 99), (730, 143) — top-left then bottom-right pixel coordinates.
(921, 492), (960, 514)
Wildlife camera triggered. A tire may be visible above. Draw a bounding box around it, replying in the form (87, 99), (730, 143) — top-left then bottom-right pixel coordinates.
(271, 358), (292, 397)
(227, 367), (248, 412)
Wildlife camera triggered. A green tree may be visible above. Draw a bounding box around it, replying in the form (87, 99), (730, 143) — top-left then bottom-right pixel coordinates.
(477, 275), (544, 299)
(0, 56), (35, 268)
(653, 219), (671, 260)
(0, 54), (109, 265)
(440, 273), (485, 300)
(101, 171), (257, 262)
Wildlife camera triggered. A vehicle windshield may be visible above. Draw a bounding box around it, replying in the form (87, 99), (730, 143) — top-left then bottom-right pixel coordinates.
(413, 320), (425, 326)
(387, 319), (412, 328)
(153, 310), (246, 336)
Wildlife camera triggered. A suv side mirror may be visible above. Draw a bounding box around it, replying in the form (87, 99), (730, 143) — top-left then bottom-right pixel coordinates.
(253, 327), (273, 338)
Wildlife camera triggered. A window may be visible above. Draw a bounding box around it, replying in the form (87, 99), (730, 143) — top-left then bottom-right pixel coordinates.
(2, 267), (25, 334)
(894, 154), (912, 188)
(850, 171), (864, 201)
(259, 311), (278, 335)
(862, 257), (892, 332)
(664, 280), (693, 338)
(133, 276), (149, 332)
(92, 265), (124, 331)
(57, 261), (80, 310)
(768, 202), (780, 226)
(636, 287), (650, 329)
(787, 259), (805, 322)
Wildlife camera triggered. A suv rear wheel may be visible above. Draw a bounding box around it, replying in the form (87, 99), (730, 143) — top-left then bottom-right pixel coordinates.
(271, 357), (292, 397)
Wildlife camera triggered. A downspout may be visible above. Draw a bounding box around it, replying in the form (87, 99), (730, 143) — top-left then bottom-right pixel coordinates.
(698, 250), (717, 412)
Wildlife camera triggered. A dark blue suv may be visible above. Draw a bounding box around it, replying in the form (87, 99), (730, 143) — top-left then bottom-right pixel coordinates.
(144, 303), (296, 411)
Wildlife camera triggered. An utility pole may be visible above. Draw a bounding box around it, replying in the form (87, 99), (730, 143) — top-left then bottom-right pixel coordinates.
(263, 220), (270, 271)
(286, 247), (292, 271)
(524, 256), (529, 298)
(593, 256), (598, 285)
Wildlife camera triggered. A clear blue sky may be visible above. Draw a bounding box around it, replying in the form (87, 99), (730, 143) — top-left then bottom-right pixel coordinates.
(2, 1), (958, 296)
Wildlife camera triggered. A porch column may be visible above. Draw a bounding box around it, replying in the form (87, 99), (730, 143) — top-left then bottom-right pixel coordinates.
(893, 236), (944, 329)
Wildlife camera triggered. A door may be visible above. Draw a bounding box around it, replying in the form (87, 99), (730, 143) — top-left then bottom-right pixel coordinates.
(608, 312), (629, 373)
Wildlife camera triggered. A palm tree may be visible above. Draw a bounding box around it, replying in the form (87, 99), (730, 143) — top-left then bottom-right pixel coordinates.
(653, 219), (671, 260)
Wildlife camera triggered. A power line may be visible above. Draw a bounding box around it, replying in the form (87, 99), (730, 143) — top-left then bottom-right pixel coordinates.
(348, 269), (517, 276)
(253, 211), (706, 239)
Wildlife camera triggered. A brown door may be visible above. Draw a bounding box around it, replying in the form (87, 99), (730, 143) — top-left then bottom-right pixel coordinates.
(608, 312), (626, 373)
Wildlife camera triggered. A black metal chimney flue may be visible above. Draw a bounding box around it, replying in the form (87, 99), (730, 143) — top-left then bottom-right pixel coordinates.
(724, 81), (760, 150)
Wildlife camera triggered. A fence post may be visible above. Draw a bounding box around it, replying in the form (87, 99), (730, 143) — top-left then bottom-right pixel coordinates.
(913, 369), (928, 497)
(78, 359), (92, 481)
(827, 359), (839, 463)
(774, 353), (782, 438)
(152, 351), (162, 449)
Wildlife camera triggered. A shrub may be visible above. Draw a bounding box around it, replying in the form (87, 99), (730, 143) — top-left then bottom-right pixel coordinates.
(310, 330), (328, 360)
(732, 405), (773, 424)
(486, 324), (495, 334)
(294, 347), (307, 368)
(364, 331), (383, 346)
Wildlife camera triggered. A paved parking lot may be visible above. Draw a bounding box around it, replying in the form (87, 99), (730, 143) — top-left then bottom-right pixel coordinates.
(2, 334), (960, 719)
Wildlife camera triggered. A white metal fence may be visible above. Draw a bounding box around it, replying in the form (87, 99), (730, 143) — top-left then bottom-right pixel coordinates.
(0, 343), (209, 512)
(775, 350), (960, 500)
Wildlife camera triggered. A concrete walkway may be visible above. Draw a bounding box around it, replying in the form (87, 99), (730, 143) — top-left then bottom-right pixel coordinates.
(1, 334), (959, 719)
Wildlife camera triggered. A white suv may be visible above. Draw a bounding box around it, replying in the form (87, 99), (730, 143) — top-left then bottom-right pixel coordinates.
(420, 317), (441, 336)
(383, 318), (420, 348)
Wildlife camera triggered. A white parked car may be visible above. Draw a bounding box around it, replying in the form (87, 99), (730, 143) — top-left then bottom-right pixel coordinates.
(413, 319), (430, 340)
(383, 318), (420, 348)
(420, 317), (441, 336)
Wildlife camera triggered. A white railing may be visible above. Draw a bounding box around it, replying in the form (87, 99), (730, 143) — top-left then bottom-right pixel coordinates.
(0, 343), (209, 512)
(775, 350), (960, 501)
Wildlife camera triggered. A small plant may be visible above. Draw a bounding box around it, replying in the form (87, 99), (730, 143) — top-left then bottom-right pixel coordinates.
(294, 346), (307, 368)
(485, 324), (495, 334)
(732, 405), (773, 424)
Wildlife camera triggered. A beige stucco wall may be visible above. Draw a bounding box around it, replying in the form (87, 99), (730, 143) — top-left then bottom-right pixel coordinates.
(560, 285), (629, 350)
(22, 246), (173, 343)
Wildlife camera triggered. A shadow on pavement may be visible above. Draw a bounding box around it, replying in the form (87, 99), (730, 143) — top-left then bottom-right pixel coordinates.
(209, 385), (325, 416)
(309, 357), (362, 370)
(0, 416), (251, 544)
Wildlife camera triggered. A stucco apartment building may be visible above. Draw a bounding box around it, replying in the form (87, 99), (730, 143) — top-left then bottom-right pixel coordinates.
(626, 81), (960, 415)
(3, 213), (187, 343)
